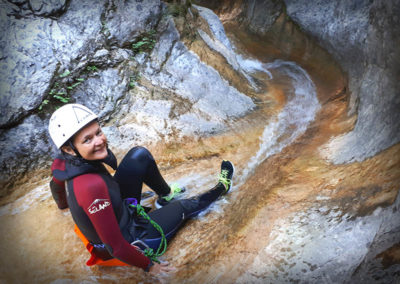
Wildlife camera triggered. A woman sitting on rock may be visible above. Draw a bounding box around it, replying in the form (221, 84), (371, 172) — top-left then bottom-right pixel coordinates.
(48, 103), (234, 274)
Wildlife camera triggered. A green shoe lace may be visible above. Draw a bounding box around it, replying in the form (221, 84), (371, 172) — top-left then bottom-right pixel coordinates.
(162, 183), (184, 201)
(218, 169), (231, 192)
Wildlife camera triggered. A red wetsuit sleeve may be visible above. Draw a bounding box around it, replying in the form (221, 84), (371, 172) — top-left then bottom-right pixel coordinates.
(50, 158), (68, 209)
(50, 177), (68, 209)
(73, 174), (151, 270)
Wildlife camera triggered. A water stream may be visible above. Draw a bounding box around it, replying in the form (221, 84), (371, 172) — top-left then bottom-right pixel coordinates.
(1, 5), (399, 284)
(0, 37), (320, 284)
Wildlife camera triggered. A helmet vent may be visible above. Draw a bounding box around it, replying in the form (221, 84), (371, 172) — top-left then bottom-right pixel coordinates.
(48, 104), (98, 149)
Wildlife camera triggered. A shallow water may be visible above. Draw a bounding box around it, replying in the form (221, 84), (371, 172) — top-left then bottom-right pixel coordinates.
(0, 55), (319, 284)
(1, 5), (399, 284)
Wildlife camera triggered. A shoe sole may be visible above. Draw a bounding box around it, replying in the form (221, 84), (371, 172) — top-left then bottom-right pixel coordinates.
(224, 161), (235, 194)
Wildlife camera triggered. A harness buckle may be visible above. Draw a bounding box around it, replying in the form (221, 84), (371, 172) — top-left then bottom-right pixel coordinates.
(130, 239), (150, 252)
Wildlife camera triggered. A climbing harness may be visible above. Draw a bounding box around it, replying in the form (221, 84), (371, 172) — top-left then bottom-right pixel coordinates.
(74, 224), (129, 266)
(128, 198), (167, 263)
(74, 198), (168, 266)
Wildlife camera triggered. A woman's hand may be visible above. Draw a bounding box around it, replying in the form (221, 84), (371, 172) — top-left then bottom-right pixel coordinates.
(149, 261), (176, 275)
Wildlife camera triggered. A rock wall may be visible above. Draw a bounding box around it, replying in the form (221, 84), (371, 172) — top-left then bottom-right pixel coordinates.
(284, 0), (400, 164)
(0, 0), (162, 194)
(196, 0), (400, 164)
(0, 1), (399, 283)
(0, 0), (254, 195)
(1, 0), (398, 203)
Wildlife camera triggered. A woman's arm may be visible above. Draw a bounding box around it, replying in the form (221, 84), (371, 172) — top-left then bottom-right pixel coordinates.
(73, 174), (152, 270)
(50, 177), (68, 209)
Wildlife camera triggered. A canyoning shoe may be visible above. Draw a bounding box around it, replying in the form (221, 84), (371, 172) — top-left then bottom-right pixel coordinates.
(155, 183), (186, 209)
(219, 160), (234, 193)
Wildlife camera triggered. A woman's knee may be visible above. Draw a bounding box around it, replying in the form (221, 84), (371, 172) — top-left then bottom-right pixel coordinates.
(115, 146), (155, 178)
(122, 146), (154, 167)
(126, 146), (154, 163)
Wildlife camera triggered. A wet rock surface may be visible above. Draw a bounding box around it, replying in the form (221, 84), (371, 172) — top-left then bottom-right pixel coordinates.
(237, 193), (400, 283)
(0, 0), (399, 283)
(0, 0), (254, 192)
(284, 0), (400, 163)
(143, 17), (255, 134)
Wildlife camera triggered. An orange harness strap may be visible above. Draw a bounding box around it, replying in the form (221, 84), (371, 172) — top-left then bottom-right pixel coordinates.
(73, 224), (130, 267)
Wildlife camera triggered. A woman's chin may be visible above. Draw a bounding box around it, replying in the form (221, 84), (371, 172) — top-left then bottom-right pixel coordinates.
(97, 150), (108, 160)
(91, 148), (108, 160)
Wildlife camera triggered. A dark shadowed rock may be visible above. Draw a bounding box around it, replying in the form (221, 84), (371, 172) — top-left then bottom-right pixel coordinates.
(0, 115), (55, 192)
(29, 0), (67, 17)
(104, 0), (162, 47)
(243, 0), (283, 34)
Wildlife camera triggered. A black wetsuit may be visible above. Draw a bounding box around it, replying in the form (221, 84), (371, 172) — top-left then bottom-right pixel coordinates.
(50, 146), (225, 270)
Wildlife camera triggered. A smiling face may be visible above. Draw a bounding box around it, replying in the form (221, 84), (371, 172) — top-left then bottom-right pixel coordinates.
(62, 120), (108, 160)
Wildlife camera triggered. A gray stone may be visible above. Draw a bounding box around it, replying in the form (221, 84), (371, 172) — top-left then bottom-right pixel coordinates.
(0, 0), (106, 128)
(108, 48), (132, 65)
(112, 96), (175, 149)
(8, 0), (26, 5)
(243, 0), (283, 34)
(104, 0), (162, 47)
(283, 0), (400, 163)
(0, 14), (57, 128)
(0, 115), (55, 190)
(0, 0), (164, 189)
(143, 18), (255, 134)
(237, 193), (400, 284)
(72, 66), (129, 121)
(51, 0), (105, 66)
(350, 196), (400, 283)
(4, 0), (67, 16)
(321, 65), (400, 163)
(29, 0), (67, 16)
(146, 16), (179, 72)
(0, 0), (20, 16)
(193, 5), (240, 71)
(193, 5), (233, 50)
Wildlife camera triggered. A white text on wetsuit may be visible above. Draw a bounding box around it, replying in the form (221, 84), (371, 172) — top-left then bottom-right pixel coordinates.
(88, 199), (111, 214)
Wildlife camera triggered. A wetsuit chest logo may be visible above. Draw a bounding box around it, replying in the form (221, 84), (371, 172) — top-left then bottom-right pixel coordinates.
(88, 199), (111, 214)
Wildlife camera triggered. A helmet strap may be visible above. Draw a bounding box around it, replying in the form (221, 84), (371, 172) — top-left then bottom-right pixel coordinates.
(68, 140), (82, 158)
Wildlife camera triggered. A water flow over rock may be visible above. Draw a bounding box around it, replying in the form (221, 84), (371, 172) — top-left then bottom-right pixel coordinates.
(0, 1), (399, 283)
(0, 0), (255, 195)
(243, 60), (320, 181)
(193, 5), (320, 185)
(284, 0), (400, 163)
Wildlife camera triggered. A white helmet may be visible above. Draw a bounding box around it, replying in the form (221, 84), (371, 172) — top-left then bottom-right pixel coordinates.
(49, 104), (98, 148)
